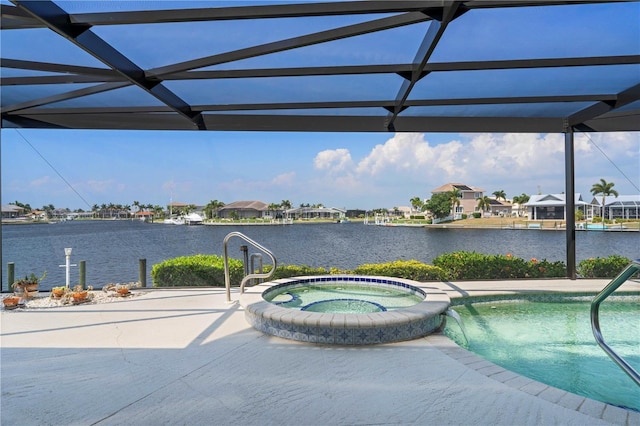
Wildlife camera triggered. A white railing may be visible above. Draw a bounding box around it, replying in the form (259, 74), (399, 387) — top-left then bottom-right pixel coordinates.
(590, 259), (640, 386)
(223, 232), (277, 303)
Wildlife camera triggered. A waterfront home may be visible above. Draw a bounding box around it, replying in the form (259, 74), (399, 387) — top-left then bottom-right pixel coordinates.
(286, 206), (347, 220)
(218, 200), (269, 219)
(590, 195), (640, 220)
(30, 210), (48, 221)
(525, 194), (590, 220)
(346, 208), (368, 218)
(166, 201), (190, 215)
(51, 208), (72, 220)
(1, 204), (24, 220)
(431, 183), (485, 219)
(486, 199), (513, 217)
(511, 201), (527, 217)
(396, 206), (413, 219)
(134, 211), (156, 222)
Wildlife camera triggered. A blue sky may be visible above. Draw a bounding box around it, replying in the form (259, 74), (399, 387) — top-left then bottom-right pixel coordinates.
(1, 1), (639, 211)
(1, 129), (638, 211)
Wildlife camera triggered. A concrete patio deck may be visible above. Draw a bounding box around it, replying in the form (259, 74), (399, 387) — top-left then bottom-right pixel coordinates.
(2, 279), (639, 426)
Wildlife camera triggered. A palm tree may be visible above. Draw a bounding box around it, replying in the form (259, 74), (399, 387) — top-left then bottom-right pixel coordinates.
(492, 190), (506, 201)
(204, 200), (225, 219)
(42, 204), (55, 219)
(153, 205), (164, 221)
(512, 193), (530, 217)
(590, 178), (618, 226)
(268, 203), (279, 217)
(447, 189), (462, 218)
(477, 196), (492, 216)
(13, 201), (32, 213)
(280, 200), (292, 210)
(409, 196), (423, 213)
(279, 199), (292, 219)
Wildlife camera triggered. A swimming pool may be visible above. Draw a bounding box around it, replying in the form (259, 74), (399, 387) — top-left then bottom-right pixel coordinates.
(444, 295), (640, 411)
(240, 275), (450, 345)
(264, 281), (424, 312)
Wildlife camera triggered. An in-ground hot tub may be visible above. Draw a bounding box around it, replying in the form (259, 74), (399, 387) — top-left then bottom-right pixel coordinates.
(239, 275), (450, 345)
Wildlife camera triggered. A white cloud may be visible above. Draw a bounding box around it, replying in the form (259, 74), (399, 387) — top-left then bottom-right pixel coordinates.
(468, 133), (564, 174)
(310, 131), (639, 207)
(313, 148), (353, 173)
(354, 133), (464, 179)
(29, 175), (51, 187)
(84, 179), (117, 193)
(270, 172), (296, 186)
(218, 172), (297, 193)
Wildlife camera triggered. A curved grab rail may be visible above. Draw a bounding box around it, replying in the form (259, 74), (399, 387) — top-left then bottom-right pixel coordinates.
(223, 231), (277, 303)
(590, 259), (640, 386)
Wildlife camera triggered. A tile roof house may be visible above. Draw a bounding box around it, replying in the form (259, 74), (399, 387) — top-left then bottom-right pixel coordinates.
(486, 199), (514, 217)
(1, 204), (24, 219)
(218, 201), (269, 219)
(431, 183), (485, 219)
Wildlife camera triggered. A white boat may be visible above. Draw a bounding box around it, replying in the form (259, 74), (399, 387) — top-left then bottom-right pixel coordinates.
(164, 217), (185, 225)
(184, 213), (203, 225)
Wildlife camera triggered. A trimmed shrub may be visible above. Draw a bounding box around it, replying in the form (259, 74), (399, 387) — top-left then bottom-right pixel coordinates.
(151, 254), (244, 287)
(432, 251), (566, 280)
(352, 260), (446, 281)
(577, 255), (632, 278)
(265, 264), (329, 280)
(592, 217), (613, 224)
(472, 212), (482, 219)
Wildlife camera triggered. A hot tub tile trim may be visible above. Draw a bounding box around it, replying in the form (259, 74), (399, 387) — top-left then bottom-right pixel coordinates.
(240, 275), (448, 345)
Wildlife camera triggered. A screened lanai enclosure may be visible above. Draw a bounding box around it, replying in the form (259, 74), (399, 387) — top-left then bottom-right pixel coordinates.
(1, 0), (639, 277)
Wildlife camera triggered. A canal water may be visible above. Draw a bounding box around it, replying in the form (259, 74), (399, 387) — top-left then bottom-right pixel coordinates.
(1, 220), (638, 290)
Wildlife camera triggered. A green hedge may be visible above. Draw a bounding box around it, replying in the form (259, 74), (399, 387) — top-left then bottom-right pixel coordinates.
(151, 254), (244, 287)
(577, 255), (633, 278)
(432, 251), (566, 280)
(265, 264), (329, 280)
(151, 252), (632, 287)
(352, 260), (445, 281)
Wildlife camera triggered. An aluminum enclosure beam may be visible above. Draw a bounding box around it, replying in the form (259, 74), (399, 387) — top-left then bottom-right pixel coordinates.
(10, 0), (206, 130)
(387, 1), (466, 131)
(564, 130), (577, 280)
(147, 12), (431, 77)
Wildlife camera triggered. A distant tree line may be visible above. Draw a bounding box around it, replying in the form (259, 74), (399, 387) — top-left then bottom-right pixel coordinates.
(8, 178), (618, 221)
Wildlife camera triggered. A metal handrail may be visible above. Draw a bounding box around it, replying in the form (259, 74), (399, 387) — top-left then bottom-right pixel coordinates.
(223, 232), (277, 303)
(250, 253), (264, 286)
(590, 259), (640, 386)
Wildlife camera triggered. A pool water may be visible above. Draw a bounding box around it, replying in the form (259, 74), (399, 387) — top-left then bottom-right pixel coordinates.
(264, 283), (424, 312)
(445, 297), (640, 411)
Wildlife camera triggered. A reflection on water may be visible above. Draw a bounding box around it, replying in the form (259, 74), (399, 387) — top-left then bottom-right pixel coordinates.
(2, 220), (638, 290)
